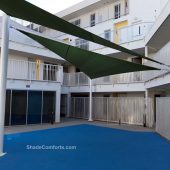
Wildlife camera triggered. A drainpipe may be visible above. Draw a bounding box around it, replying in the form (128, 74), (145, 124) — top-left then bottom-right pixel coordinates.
(88, 79), (93, 121)
(0, 13), (9, 156)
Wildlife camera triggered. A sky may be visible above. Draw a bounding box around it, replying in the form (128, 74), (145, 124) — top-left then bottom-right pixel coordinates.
(27, 0), (84, 14)
(0, 0), (84, 15)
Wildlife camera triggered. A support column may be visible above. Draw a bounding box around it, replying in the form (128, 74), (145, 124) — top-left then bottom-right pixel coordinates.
(144, 46), (149, 62)
(144, 89), (149, 127)
(88, 79), (93, 121)
(57, 65), (63, 83)
(0, 14), (9, 156)
(66, 93), (71, 117)
(55, 85), (61, 123)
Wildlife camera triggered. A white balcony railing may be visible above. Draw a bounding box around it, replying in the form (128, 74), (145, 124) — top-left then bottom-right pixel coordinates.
(63, 72), (144, 86)
(7, 59), (60, 82)
(67, 22), (154, 52)
(118, 22), (154, 44)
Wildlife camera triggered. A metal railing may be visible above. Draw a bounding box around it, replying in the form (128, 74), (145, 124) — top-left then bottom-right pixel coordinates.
(1, 19), (154, 52)
(118, 22), (153, 44)
(7, 59), (59, 82)
(63, 71), (144, 86)
(70, 97), (154, 127)
(58, 22), (154, 52)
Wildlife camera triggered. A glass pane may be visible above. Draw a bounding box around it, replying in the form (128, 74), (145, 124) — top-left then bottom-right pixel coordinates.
(27, 91), (42, 124)
(5, 90), (11, 126)
(11, 90), (27, 125)
(42, 91), (55, 123)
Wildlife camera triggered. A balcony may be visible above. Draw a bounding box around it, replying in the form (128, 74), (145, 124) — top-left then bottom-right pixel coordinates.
(68, 22), (154, 52)
(63, 72), (144, 86)
(7, 59), (60, 82)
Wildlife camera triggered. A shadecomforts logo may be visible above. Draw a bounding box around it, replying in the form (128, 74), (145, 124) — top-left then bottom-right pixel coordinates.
(26, 145), (77, 151)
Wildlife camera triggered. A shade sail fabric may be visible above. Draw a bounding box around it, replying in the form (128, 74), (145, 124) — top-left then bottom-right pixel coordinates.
(20, 30), (158, 79)
(0, 0), (164, 66)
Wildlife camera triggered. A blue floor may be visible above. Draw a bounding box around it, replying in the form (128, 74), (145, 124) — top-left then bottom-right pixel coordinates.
(1, 124), (170, 170)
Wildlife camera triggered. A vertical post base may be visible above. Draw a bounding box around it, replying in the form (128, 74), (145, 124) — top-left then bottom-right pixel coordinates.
(88, 79), (93, 122)
(0, 152), (6, 157)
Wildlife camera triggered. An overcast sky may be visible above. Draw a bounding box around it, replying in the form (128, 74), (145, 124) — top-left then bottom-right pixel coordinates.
(0, 0), (83, 15)
(27, 0), (83, 13)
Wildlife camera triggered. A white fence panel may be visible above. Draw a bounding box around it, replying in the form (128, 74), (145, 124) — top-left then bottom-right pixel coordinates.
(156, 97), (170, 140)
(70, 97), (154, 127)
(118, 97), (145, 125)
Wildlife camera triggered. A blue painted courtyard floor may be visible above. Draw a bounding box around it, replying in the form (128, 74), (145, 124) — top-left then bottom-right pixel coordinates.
(1, 124), (170, 170)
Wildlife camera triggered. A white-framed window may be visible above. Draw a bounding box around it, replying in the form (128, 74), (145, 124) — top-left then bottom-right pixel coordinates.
(114, 3), (121, 19)
(75, 39), (89, 50)
(125, 0), (129, 15)
(104, 29), (111, 41)
(71, 19), (81, 27)
(90, 13), (96, 27)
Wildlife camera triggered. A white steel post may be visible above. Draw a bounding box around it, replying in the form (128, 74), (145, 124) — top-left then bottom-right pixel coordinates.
(88, 79), (93, 121)
(0, 13), (9, 156)
(144, 46), (149, 127)
(66, 93), (71, 117)
(55, 86), (61, 123)
(144, 46), (149, 63)
(144, 89), (148, 127)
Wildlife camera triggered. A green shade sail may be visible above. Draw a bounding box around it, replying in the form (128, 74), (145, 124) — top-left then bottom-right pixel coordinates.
(20, 30), (158, 79)
(0, 0), (165, 66)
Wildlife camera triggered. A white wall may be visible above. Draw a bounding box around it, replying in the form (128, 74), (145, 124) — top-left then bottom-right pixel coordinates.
(144, 40), (170, 81)
(44, 0), (165, 56)
(129, 0), (168, 24)
(156, 97), (170, 140)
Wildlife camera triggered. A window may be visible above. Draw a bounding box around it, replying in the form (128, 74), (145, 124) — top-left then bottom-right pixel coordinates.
(125, 0), (129, 14)
(43, 63), (58, 81)
(114, 3), (121, 19)
(132, 57), (142, 64)
(90, 13), (96, 27)
(71, 19), (81, 27)
(75, 39), (89, 50)
(104, 29), (111, 41)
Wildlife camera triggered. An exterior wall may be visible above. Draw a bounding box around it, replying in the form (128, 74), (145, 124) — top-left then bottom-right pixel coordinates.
(156, 97), (170, 140)
(0, 19), (64, 62)
(1, 0), (169, 127)
(144, 40), (170, 82)
(8, 54), (28, 61)
(42, 0), (167, 60)
(129, 0), (164, 24)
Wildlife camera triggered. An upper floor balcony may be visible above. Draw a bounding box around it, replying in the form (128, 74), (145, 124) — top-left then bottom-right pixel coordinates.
(7, 59), (63, 83)
(58, 22), (154, 52)
(63, 71), (144, 87)
(63, 69), (167, 87)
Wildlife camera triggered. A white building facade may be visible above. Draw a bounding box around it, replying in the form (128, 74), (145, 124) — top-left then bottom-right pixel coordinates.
(0, 0), (170, 128)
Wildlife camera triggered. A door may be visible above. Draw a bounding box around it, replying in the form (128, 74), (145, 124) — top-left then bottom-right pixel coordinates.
(27, 91), (42, 124)
(11, 90), (27, 125)
(60, 94), (67, 117)
(42, 91), (55, 123)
